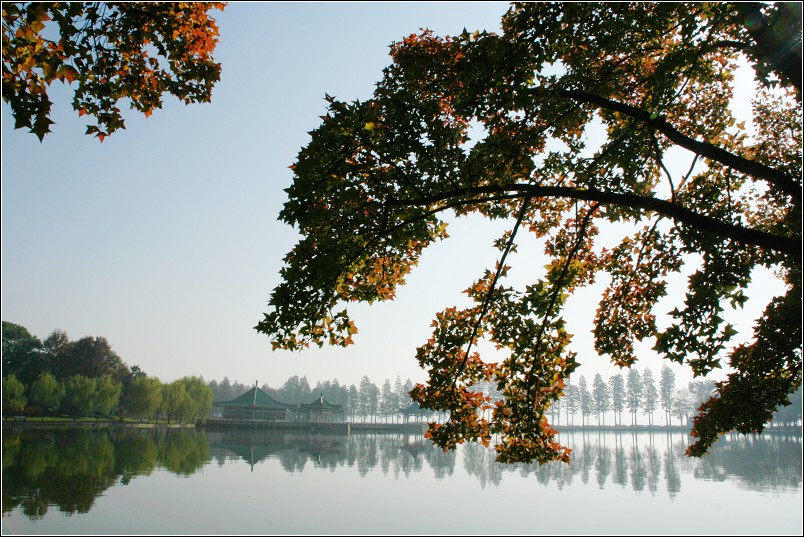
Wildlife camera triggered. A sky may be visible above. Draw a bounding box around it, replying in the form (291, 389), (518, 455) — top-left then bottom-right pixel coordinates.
(1, 2), (787, 393)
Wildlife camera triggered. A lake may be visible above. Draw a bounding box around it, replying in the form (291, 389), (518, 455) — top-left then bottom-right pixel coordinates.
(2, 425), (801, 535)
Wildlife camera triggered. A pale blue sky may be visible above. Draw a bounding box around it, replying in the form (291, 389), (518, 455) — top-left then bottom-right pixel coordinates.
(1, 2), (785, 394)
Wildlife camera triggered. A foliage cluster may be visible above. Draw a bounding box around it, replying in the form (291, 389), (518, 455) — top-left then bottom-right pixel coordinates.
(2, 2), (225, 140)
(2, 321), (129, 386)
(2, 321), (212, 422)
(259, 2), (802, 463)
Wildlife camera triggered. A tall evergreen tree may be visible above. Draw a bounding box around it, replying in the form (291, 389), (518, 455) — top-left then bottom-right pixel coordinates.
(381, 379), (398, 422)
(347, 384), (360, 421)
(358, 376), (373, 420)
(218, 377), (235, 402)
(592, 373), (611, 426)
(564, 383), (580, 426)
(660, 364), (676, 426)
(641, 369), (659, 426)
(608, 374), (625, 426)
(626, 368), (643, 425)
(550, 393), (562, 426)
(402, 378), (414, 406)
(578, 376), (592, 426)
(368, 382), (381, 422)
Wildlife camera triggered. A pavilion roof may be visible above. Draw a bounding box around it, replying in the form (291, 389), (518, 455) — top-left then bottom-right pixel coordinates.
(215, 386), (295, 410)
(401, 401), (427, 414)
(299, 394), (343, 412)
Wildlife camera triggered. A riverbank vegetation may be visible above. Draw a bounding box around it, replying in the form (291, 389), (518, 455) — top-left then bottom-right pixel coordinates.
(2, 321), (211, 423)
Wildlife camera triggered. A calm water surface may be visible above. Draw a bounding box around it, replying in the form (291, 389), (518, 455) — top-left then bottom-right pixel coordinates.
(2, 426), (801, 535)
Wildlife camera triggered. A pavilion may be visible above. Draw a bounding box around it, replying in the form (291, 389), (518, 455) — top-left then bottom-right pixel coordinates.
(400, 401), (431, 422)
(215, 384), (296, 422)
(296, 393), (345, 423)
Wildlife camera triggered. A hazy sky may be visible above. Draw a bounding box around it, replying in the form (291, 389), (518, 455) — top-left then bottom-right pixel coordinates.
(1, 2), (786, 392)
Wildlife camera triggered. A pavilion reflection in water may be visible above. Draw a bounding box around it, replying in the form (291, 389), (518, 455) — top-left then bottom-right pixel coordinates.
(208, 429), (351, 471)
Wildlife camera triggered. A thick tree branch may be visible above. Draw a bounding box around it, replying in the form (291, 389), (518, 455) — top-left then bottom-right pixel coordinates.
(558, 90), (802, 202)
(703, 39), (749, 52)
(386, 184), (802, 258)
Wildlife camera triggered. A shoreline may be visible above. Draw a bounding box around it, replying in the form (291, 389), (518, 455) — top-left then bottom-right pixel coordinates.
(1, 419), (196, 430)
(2, 418), (800, 437)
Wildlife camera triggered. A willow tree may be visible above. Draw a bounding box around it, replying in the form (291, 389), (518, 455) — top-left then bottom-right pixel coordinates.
(2, 2), (226, 140)
(257, 2), (802, 463)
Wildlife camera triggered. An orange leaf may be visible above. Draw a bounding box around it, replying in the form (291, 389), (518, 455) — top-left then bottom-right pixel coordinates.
(61, 65), (78, 84)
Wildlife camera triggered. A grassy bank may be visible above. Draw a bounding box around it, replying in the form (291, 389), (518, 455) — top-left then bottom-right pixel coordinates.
(1, 416), (196, 429)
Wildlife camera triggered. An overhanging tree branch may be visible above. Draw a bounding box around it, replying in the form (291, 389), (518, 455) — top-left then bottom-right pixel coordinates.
(386, 184), (801, 257)
(558, 90), (802, 202)
(264, 3), (802, 465)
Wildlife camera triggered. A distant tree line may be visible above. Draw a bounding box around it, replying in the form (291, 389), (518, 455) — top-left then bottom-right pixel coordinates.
(2, 321), (212, 423)
(545, 364), (802, 429)
(209, 369), (800, 428)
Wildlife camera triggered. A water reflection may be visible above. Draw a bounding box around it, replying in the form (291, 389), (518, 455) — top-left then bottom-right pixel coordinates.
(2, 427), (800, 522)
(206, 428), (800, 495)
(2, 427), (210, 520)
(205, 429), (458, 479)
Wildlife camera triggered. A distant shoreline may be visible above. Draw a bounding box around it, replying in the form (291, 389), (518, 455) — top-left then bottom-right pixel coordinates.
(1, 419), (195, 430)
(2, 418), (800, 437)
(554, 424), (803, 436)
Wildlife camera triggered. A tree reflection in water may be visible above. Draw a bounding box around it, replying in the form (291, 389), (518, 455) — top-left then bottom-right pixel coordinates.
(2, 427), (801, 521)
(2, 427), (210, 520)
(205, 428), (804, 495)
(207, 429), (458, 480)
